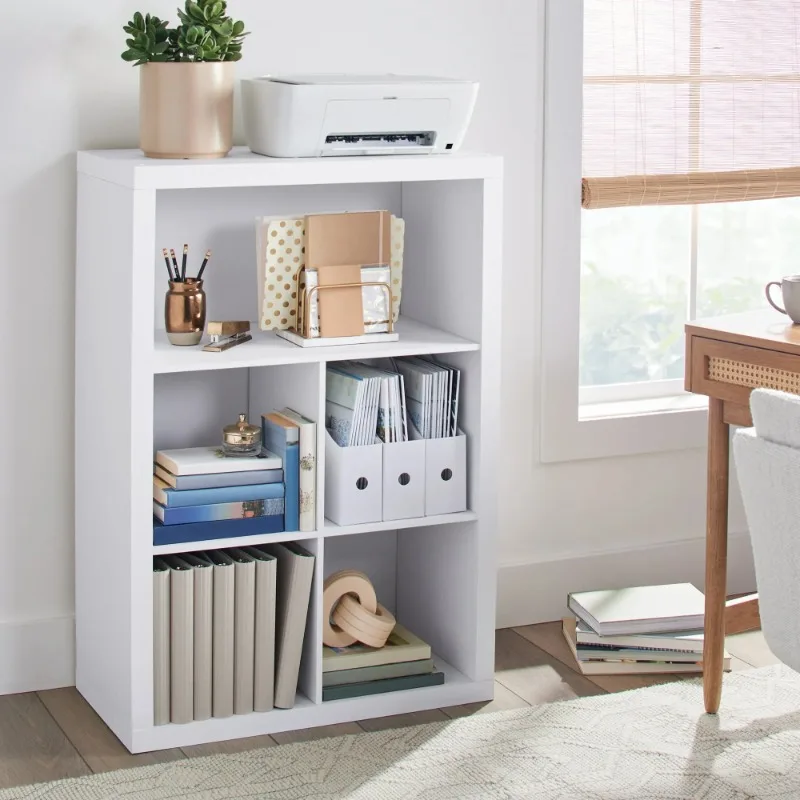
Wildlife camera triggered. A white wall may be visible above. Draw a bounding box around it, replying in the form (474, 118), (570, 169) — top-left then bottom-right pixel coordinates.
(0, 0), (754, 693)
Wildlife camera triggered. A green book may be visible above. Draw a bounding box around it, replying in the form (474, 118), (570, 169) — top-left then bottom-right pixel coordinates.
(323, 623), (431, 672)
(322, 670), (444, 702)
(322, 658), (434, 687)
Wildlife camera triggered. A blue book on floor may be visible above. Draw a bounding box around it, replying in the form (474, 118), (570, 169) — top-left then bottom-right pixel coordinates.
(153, 476), (285, 508)
(262, 413), (299, 532)
(152, 514), (284, 546)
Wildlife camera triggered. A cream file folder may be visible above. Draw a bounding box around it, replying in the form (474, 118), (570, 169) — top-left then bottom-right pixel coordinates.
(182, 553), (213, 722)
(261, 542), (315, 708)
(164, 555), (194, 724)
(153, 558), (170, 726)
(206, 549), (235, 718)
(227, 548), (256, 715)
(244, 546), (277, 712)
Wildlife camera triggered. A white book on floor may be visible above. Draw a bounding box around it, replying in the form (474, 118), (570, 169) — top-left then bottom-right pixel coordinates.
(152, 558), (171, 726)
(245, 546), (278, 711)
(228, 548), (256, 715)
(261, 542), (315, 708)
(206, 549), (235, 718)
(575, 619), (704, 653)
(164, 556), (194, 724)
(568, 583), (706, 636)
(181, 553), (213, 722)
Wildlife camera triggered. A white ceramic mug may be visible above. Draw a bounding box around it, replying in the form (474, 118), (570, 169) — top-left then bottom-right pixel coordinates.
(766, 276), (800, 324)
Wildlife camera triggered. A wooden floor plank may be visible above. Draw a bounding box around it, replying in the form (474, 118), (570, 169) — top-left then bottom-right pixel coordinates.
(38, 688), (184, 773)
(0, 692), (90, 790)
(272, 723), (362, 745)
(442, 680), (530, 719)
(182, 734), (277, 758)
(494, 628), (605, 704)
(358, 708), (449, 732)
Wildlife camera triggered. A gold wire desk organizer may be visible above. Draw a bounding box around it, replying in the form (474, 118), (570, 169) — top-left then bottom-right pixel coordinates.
(276, 279), (398, 348)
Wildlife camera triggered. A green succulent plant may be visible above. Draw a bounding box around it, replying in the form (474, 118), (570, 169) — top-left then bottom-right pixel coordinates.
(122, 1), (247, 66)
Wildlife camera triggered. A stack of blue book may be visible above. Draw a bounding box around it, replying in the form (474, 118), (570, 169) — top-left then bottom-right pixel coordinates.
(153, 447), (285, 546)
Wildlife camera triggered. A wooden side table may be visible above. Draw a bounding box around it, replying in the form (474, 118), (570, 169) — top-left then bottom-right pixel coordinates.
(685, 311), (800, 712)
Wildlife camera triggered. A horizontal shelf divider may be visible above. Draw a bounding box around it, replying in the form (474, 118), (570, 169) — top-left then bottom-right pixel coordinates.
(153, 317), (479, 374)
(323, 511), (477, 537)
(130, 656), (491, 752)
(152, 528), (319, 555)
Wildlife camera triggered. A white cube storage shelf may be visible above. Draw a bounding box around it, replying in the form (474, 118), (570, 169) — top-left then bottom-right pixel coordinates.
(76, 148), (502, 753)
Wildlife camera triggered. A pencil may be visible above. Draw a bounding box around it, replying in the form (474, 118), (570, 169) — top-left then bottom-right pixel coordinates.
(196, 249), (212, 281)
(162, 248), (174, 281)
(180, 244), (188, 282)
(169, 249), (180, 281)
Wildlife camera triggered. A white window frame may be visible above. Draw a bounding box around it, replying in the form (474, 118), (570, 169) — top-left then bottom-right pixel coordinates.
(539, 0), (707, 463)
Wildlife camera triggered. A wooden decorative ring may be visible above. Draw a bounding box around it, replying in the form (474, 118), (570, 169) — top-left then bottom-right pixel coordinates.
(337, 593), (396, 634)
(332, 601), (396, 649)
(321, 569), (377, 647)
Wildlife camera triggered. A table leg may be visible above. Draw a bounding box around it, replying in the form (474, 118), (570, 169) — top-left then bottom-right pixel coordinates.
(704, 397), (729, 714)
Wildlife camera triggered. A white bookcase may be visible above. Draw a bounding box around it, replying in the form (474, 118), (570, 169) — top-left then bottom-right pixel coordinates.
(75, 148), (503, 753)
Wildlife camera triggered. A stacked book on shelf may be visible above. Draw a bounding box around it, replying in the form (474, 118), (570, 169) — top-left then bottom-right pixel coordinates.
(562, 583), (731, 675)
(322, 623), (443, 701)
(153, 407), (317, 546)
(153, 542), (315, 725)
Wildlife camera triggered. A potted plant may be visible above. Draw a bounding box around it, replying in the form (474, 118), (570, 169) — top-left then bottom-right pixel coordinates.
(122, 1), (247, 159)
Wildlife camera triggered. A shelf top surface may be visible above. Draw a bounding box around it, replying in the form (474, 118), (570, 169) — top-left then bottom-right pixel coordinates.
(77, 147), (503, 190)
(153, 317), (479, 373)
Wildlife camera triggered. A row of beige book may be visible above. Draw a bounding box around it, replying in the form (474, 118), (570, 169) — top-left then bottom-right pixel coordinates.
(153, 543), (314, 725)
(563, 583), (731, 675)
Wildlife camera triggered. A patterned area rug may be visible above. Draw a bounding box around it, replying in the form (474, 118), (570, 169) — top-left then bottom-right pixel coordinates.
(5, 665), (800, 799)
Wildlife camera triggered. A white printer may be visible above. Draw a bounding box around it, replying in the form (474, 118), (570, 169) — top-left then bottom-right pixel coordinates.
(241, 74), (479, 158)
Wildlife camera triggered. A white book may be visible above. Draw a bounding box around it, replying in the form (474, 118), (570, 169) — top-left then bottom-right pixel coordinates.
(277, 408), (317, 532)
(152, 558), (170, 726)
(156, 446), (282, 476)
(244, 547), (278, 712)
(228, 548), (256, 715)
(261, 542), (315, 708)
(206, 549), (235, 718)
(569, 583), (706, 636)
(575, 618), (704, 653)
(164, 556), (194, 724)
(181, 554), (213, 722)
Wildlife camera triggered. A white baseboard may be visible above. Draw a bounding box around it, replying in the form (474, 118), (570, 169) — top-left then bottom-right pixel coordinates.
(0, 616), (75, 695)
(496, 532), (757, 629)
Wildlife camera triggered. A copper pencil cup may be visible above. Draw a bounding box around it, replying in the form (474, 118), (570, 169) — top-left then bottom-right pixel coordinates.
(165, 279), (206, 345)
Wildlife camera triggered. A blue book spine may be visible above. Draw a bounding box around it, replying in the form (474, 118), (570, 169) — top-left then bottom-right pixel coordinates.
(283, 442), (299, 532)
(159, 481), (285, 508)
(155, 497), (285, 525)
(153, 514), (285, 546)
(156, 466), (283, 491)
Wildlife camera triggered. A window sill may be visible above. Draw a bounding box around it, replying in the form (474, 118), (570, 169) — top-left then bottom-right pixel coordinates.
(579, 392), (708, 421)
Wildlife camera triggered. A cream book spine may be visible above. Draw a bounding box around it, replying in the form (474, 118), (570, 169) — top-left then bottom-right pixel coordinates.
(152, 558), (171, 726)
(165, 556), (194, 724)
(261, 542), (315, 709)
(182, 554), (213, 722)
(244, 547), (277, 711)
(207, 549), (235, 718)
(228, 548), (256, 715)
(277, 408), (317, 531)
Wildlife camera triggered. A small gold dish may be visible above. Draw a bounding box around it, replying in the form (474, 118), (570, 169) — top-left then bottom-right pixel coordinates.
(222, 413), (261, 457)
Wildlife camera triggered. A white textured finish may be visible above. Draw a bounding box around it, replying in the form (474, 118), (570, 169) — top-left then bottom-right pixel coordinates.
(4, 666), (800, 799)
(76, 151), (501, 750)
(496, 531), (757, 629)
(154, 318), (478, 373)
(0, 617), (75, 694)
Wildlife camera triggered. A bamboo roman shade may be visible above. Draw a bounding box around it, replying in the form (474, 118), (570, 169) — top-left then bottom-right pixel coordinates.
(582, 0), (800, 209)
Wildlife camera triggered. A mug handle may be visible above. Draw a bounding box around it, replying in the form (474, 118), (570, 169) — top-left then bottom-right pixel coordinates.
(766, 281), (787, 314)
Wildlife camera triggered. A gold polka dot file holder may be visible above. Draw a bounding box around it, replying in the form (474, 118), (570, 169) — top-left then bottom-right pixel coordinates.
(258, 215), (405, 333)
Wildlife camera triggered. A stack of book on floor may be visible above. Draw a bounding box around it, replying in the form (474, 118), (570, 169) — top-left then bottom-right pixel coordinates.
(562, 583), (731, 675)
(153, 447), (285, 546)
(322, 623), (444, 701)
(153, 542), (315, 725)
